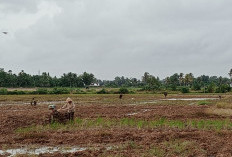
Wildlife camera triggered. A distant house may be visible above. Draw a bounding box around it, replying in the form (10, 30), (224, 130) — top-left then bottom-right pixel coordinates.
(230, 83), (232, 87)
(89, 83), (100, 87)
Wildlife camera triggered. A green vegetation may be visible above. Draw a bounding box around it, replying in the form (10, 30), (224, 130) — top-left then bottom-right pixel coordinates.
(0, 68), (231, 94)
(99, 139), (205, 157)
(180, 87), (190, 93)
(15, 117), (232, 135)
(97, 88), (109, 94)
(198, 100), (211, 105)
(118, 87), (129, 94)
(0, 88), (7, 95)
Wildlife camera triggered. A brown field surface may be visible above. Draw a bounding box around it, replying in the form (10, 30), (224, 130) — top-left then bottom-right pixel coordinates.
(0, 94), (232, 156)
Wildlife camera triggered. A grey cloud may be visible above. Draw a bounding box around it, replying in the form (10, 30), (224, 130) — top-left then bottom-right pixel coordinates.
(0, 0), (39, 13)
(0, 0), (232, 79)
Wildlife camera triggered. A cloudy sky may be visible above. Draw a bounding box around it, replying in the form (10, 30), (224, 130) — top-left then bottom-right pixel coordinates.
(0, 0), (231, 80)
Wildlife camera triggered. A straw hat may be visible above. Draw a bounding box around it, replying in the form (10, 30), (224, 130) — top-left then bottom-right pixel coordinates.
(66, 97), (73, 102)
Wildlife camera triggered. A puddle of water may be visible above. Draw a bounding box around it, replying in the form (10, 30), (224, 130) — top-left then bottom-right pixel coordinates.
(0, 101), (65, 106)
(188, 102), (196, 105)
(106, 146), (113, 151)
(128, 101), (157, 106)
(138, 101), (157, 104)
(127, 109), (152, 116)
(143, 109), (151, 112)
(127, 112), (138, 116)
(0, 146), (86, 156)
(161, 98), (219, 101)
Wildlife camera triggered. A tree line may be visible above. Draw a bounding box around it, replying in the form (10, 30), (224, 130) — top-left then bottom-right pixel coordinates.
(0, 68), (95, 88)
(0, 68), (232, 93)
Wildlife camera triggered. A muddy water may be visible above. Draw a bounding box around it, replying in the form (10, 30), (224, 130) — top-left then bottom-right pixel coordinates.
(128, 101), (157, 106)
(0, 101), (65, 106)
(161, 98), (219, 101)
(128, 98), (218, 106)
(0, 98), (218, 106)
(0, 146), (86, 156)
(126, 109), (152, 116)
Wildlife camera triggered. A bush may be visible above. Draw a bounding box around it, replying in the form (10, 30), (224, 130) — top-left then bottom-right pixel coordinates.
(7, 90), (26, 95)
(192, 83), (201, 91)
(35, 88), (49, 94)
(216, 84), (231, 93)
(118, 87), (129, 94)
(180, 87), (189, 93)
(198, 100), (210, 105)
(50, 88), (70, 94)
(0, 88), (8, 95)
(97, 89), (109, 94)
(7, 90), (18, 95)
(142, 85), (160, 91)
(75, 89), (86, 94)
(16, 90), (26, 95)
(86, 89), (97, 94)
(170, 84), (177, 91)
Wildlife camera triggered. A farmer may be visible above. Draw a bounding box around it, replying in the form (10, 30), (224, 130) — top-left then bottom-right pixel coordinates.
(48, 104), (59, 123)
(119, 93), (123, 99)
(163, 92), (168, 98)
(30, 97), (37, 106)
(58, 97), (75, 121)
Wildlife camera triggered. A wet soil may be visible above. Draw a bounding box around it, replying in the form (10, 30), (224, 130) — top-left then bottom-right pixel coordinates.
(0, 95), (231, 156)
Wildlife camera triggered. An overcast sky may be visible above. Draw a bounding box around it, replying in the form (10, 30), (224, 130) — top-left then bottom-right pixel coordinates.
(0, 0), (231, 80)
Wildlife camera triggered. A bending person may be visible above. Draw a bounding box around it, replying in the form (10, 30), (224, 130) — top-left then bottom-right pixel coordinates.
(58, 97), (75, 121)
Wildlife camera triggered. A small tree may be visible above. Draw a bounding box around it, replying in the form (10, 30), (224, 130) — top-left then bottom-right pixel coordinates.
(118, 87), (129, 94)
(192, 81), (201, 91)
(81, 72), (96, 86)
(0, 88), (7, 95)
(181, 87), (189, 93)
(207, 83), (216, 93)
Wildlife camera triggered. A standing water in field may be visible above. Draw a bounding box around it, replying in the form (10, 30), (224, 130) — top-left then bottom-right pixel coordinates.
(0, 101), (65, 106)
(161, 98), (219, 101)
(0, 146), (86, 156)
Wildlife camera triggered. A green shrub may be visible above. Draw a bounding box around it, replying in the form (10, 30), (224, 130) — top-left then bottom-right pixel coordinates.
(198, 100), (210, 105)
(118, 87), (129, 94)
(16, 90), (26, 95)
(7, 90), (18, 95)
(192, 82), (201, 91)
(170, 84), (177, 91)
(216, 84), (231, 93)
(86, 89), (97, 94)
(75, 89), (86, 94)
(50, 88), (70, 94)
(180, 87), (189, 93)
(35, 88), (49, 94)
(0, 88), (8, 95)
(97, 89), (109, 94)
(7, 90), (26, 95)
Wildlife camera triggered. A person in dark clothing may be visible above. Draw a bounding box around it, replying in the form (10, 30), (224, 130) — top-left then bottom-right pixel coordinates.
(163, 92), (168, 98)
(119, 94), (123, 99)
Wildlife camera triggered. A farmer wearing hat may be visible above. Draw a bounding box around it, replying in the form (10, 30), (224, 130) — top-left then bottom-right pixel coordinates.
(58, 97), (75, 120)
